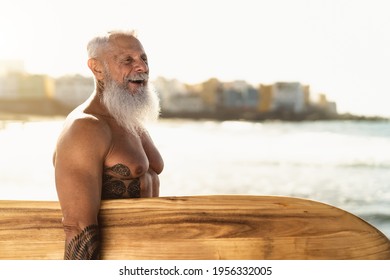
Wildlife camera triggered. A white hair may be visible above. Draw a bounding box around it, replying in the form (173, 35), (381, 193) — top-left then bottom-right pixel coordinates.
(86, 29), (138, 59)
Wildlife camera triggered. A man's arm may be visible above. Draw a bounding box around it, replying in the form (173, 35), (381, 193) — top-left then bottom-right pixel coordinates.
(54, 117), (110, 260)
(64, 224), (100, 259)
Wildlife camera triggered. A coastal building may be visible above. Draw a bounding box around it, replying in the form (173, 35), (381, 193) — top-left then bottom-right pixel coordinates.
(221, 80), (258, 110)
(303, 85), (310, 107)
(163, 94), (204, 113)
(0, 73), (20, 98)
(318, 93), (328, 107)
(54, 75), (94, 108)
(258, 84), (273, 112)
(0, 72), (54, 99)
(272, 82), (306, 113)
(152, 77), (196, 113)
(0, 59), (25, 76)
(317, 93), (337, 115)
(200, 78), (223, 111)
(327, 102), (337, 115)
(258, 82), (307, 113)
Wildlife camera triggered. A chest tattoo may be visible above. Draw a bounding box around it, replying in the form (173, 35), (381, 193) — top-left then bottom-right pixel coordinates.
(105, 163), (131, 177)
(102, 164), (141, 199)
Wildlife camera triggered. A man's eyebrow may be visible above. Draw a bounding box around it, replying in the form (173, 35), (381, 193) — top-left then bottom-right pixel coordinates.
(112, 54), (131, 63)
(116, 53), (148, 62)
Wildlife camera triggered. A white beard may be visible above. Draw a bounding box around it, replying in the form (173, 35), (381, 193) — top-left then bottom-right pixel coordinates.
(101, 77), (160, 135)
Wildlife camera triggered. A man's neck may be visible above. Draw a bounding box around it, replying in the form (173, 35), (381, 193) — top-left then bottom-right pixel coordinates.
(83, 91), (111, 118)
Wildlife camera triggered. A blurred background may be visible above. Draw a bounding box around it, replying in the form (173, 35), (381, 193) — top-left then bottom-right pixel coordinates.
(1, 0), (390, 238)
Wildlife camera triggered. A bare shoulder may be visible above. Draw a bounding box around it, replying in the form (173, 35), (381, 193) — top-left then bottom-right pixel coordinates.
(68, 108), (110, 133)
(62, 108), (110, 137)
(54, 109), (112, 160)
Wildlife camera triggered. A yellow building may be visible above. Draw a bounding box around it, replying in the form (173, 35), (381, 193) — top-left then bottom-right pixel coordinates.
(317, 93), (337, 115)
(201, 78), (222, 110)
(318, 93), (328, 108)
(303, 85), (310, 107)
(258, 84), (273, 113)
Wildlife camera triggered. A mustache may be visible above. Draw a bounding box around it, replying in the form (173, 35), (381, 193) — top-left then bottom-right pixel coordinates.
(124, 73), (149, 83)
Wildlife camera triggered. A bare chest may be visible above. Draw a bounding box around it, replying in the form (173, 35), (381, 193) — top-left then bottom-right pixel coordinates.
(101, 126), (163, 199)
(104, 132), (149, 179)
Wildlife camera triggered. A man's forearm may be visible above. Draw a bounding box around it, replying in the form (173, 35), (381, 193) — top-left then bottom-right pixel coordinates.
(64, 224), (101, 260)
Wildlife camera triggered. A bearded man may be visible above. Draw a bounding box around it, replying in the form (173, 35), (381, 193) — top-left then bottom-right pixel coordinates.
(53, 30), (164, 260)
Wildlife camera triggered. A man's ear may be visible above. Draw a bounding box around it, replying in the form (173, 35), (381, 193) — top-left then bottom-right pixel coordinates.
(88, 58), (105, 81)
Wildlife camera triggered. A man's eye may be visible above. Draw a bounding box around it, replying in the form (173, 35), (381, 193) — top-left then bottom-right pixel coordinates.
(124, 58), (133, 64)
(142, 56), (148, 64)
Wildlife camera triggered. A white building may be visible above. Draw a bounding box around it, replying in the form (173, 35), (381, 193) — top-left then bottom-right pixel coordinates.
(0, 74), (20, 98)
(152, 77), (197, 112)
(0, 73), (53, 99)
(54, 75), (94, 108)
(0, 60), (25, 76)
(271, 82), (306, 113)
(0, 60), (26, 98)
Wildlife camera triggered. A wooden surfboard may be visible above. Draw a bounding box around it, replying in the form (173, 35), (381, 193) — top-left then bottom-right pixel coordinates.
(0, 195), (389, 260)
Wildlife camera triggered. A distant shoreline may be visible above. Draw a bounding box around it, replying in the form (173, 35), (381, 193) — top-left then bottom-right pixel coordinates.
(160, 110), (389, 122)
(0, 97), (388, 122)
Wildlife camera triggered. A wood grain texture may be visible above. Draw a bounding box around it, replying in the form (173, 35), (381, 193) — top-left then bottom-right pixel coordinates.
(0, 195), (389, 259)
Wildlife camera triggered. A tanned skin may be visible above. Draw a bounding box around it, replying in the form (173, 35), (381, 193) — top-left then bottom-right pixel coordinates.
(53, 33), (164, 259)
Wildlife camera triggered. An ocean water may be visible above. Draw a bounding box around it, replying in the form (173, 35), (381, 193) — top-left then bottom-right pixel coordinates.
(1, 117), (389, 238)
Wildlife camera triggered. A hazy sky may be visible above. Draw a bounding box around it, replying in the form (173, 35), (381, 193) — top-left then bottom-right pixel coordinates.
(0, 0), (389, 117)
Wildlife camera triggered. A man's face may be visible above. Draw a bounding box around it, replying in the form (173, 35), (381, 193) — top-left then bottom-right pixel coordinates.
(103, 35), (149, 94)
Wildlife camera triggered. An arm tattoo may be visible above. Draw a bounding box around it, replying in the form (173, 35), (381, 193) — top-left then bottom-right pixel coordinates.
(64, 224), (100, 260)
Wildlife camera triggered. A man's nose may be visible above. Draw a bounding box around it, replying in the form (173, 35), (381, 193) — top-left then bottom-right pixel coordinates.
(134, 59), (148, 73)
